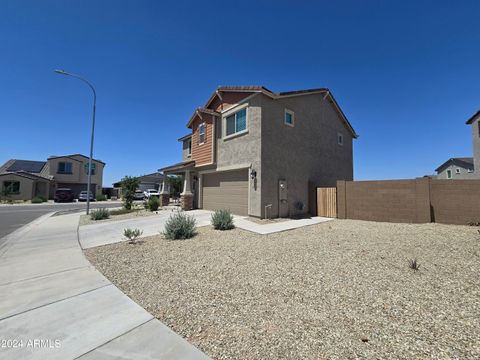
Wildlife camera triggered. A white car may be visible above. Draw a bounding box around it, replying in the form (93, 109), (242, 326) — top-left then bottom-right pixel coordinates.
(143, 189), (160, 198)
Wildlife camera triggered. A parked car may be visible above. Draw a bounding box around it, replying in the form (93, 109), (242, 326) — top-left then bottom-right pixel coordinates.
(78, 190), (95, 202)
(54, 188), (75, 203)
(144, 189), (160, 198)
(134, 189), (145, 200)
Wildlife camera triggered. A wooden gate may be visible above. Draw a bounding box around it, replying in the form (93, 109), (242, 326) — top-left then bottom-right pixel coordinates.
(317, 187), (337, 217)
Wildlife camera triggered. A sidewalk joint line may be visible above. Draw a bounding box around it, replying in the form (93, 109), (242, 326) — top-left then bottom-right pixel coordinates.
(0, 265), (90, 287)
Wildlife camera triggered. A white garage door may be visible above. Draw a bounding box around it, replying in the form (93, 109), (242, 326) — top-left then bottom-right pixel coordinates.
(202, 170), (248, 216)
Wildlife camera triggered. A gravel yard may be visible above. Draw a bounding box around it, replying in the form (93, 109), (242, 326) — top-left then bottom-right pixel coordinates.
(85, 219), (480, 359)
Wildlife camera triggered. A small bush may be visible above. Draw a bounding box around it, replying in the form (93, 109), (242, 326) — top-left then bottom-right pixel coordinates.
(164, 212), (196, 240)
(123, 228), (143, 244)
(31, 197), (44, 204)
(211, 209), (235, 230)
(147, 196), (160, 211)
(408, 258), (420, 271)
(96, 194), (107, 201)
(90, 208), (110, 220)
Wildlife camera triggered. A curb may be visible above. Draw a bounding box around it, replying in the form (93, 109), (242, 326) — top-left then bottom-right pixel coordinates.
(0, 212), (55, 258)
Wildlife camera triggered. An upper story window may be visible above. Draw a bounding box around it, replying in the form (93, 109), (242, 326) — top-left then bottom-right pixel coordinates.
(225, 108), (247, 137)
(284, 109), (294, 126)
(57, 162), (72, 174)
(187, 139), (192, 156)
(468, 168), (474, 173)
(337, 133), (344, 146)
(455, 168), (461, 174)
(3, 181), (20, 194)
(478, 122), (480, 137)
(446, 169), (452, 179)
(84, 163), (96, 175)
(199, 123), (205, 144)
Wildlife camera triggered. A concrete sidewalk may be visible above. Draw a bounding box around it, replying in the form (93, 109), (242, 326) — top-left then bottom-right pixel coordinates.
(79, 209), (333, 249)
(0, 213), (210, 359)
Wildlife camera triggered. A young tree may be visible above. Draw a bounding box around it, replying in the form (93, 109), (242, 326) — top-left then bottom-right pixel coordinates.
(0, 183), (13, 203)
(120, 176), (139, 210)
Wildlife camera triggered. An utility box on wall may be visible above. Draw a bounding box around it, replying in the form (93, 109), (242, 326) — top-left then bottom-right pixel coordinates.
(279, 179), (288, 217)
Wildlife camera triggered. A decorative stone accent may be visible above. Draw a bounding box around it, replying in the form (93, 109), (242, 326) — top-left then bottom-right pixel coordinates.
(160, 193), (170, 207)
(181, 193), (193, 211)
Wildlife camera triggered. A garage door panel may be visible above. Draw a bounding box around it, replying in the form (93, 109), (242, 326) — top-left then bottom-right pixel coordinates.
(202, 170), (248, 216)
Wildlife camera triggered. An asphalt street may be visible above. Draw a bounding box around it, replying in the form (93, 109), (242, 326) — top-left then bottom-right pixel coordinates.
(0, 201), (122, 244)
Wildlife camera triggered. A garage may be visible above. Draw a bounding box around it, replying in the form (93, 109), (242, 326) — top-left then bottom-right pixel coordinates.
(202, 170), (248, 216)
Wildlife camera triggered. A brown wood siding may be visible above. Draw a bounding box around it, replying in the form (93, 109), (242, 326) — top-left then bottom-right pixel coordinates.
(191, 114), (214, 166)
(202, 170), (248, 216)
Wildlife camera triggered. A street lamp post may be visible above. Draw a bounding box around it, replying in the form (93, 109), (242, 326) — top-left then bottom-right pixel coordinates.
(55, 69), (96, 215)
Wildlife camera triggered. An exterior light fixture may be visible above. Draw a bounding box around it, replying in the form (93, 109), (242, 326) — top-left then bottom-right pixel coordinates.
(250, 169), (257, 179)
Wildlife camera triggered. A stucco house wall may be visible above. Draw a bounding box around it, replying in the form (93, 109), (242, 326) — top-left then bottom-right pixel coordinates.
(471, 116), (480, 178)
(0, 173), (50, 201)
(214, 95), (263, 217)
(260, 93), (354, 218)
(436, 163), (475, 179)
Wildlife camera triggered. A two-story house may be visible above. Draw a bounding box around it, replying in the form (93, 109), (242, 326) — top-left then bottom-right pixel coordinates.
(435, 110), (480, 179)
(159, 86), (357, 218)
(0, 154), (105, 200)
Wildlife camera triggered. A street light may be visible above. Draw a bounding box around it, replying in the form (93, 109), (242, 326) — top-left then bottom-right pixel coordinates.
(54, 69), (96, 215)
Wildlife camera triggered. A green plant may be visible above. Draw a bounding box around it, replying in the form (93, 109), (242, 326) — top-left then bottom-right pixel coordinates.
(147, 196), (160, 211)
(96, 194), (107, 201)
(211, 209), (235, 230)
(167, 175), (182, 198)
(123, 228), (143, 244)
(120, 176), (140, 210)
(90, 208), (110, 220)
(0, 183), (14, 203)
(408, 258), (420, 271)
(164, 212), (197, 240)
(31, 196), (43, 203)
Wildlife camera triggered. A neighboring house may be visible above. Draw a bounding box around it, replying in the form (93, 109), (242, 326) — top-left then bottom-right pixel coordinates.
(435, 110), (480, 179)
(159, 86), (357, 218)
(435, 157), (474, 179)
(0, 154), (105, 200)
(113, 172), (164, 192)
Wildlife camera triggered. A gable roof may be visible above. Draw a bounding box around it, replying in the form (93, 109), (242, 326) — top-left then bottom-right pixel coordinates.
(48, 154), (106, 165)
(186, 107), (221, 128)
(189, 86), (358, 138)
(466, 110), (480, 124)
(435, 157), (474, 172)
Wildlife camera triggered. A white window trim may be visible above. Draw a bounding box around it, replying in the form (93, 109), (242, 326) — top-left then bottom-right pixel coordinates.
(468, 168), (474, 173)
(223, 104), (249, 140)
(446, 169), (452, 179)
(187, 139), (192, 157)
(455, 168), (461, 174)
(284, 109), (295, 127)
(198, 122), (206, 145)
(337, 132), (344, 146)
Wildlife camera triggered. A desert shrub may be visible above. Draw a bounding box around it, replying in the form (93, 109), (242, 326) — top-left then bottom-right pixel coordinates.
(31, 197), (43, 204)
(147, 196), (160, 211)
(211, 209), (235, 230)
(96, 194), (107, 201)
(123, 228), (143, 244)
(90, 208), (110, 220)
(120, 176), (140, 210)
(164, 212), (196, 240)
(408, 258), (420, 271)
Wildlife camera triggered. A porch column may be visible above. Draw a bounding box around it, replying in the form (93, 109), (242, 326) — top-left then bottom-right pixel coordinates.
(181, 170), (193, 211)
(160, 175), (170, 207)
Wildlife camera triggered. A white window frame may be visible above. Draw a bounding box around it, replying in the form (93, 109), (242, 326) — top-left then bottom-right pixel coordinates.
(446, 169), (452, 179)
(198, 123), (206, 145)
(455, 168), (461, 174)
(468, 168), (473, 173)
(223, 104), (249, 140)
(187, 138), (192, 157)
(284, 109), (295, 127)
(337, 132), (344, 146)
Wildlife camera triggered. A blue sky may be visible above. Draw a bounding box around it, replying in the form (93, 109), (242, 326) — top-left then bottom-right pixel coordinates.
(1, 1), (479, 186)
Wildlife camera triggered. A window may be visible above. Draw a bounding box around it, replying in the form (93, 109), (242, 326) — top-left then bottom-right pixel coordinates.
(187, 139), (192, 156)
(199, 123), (205, 144)
(284, 109), (294, 126)
(337, 133), (344, 146)
(225, 108), (247, 137)
(3, 181), (20, 194)
(57, 162), (72, 174)
(468, 168), (474, 173)
(84, 163), (96, 175)
(455, 168), (461, 174)
(478, 122), (480, 137)
(446, 169), (452, 179)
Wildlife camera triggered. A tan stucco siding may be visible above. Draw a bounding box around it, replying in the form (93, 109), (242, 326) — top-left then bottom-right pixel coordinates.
(0, 174), (36, 200)
(48, 156), (104, 191)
